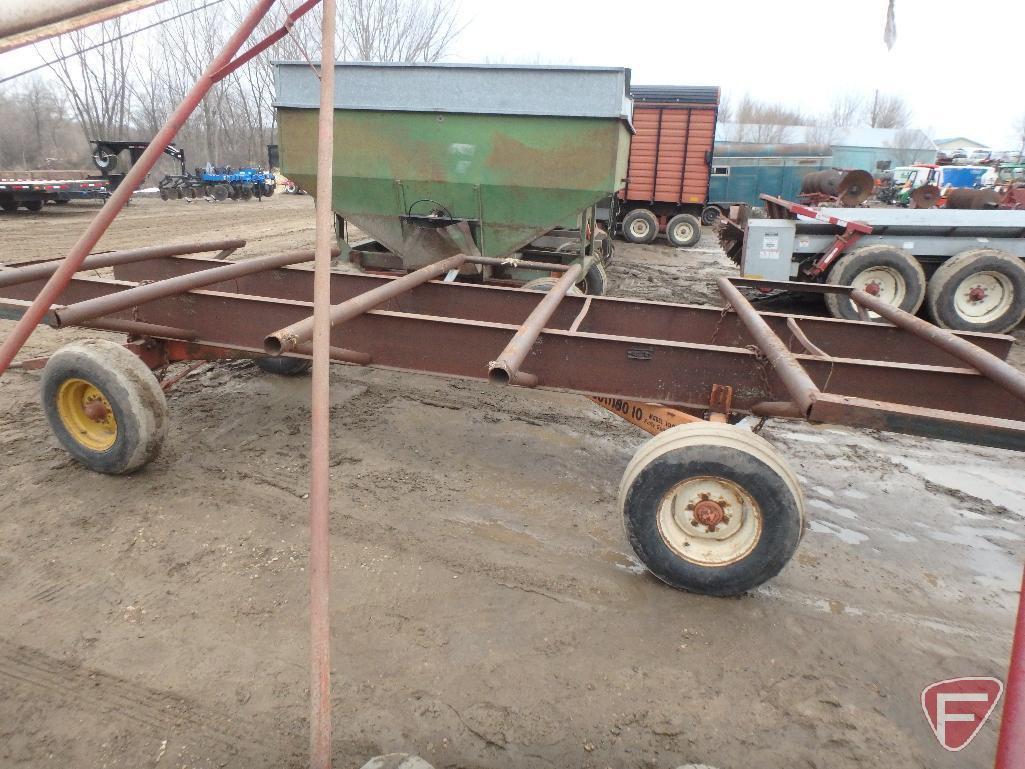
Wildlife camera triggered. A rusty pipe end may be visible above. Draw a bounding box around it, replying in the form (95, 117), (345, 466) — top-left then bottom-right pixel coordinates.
(489, 361), (537, 387)
(264, 333), (294, 356)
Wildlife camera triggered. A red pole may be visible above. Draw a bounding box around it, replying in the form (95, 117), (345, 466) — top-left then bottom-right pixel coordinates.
(309, 0), (335, 765)
(995, 563), (1025, 768)
(0, 0), (277, 377)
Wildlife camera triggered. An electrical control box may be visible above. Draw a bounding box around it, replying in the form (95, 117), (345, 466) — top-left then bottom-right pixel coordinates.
(741, 219), (795, 282)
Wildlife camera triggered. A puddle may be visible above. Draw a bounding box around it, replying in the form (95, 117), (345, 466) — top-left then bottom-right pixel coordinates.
(841, 488), (869, 501)
(598, 550), (647, 575)
(807, 498), (858, 520)
(808, 520), (869, 544)
(461, 519), (542, 548)
(895, 456), (1025, 515)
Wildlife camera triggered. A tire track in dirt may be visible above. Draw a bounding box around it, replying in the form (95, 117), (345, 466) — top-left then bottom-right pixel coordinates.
(0, 637), (282, 751)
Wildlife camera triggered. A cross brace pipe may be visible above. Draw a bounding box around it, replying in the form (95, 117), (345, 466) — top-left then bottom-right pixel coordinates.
(849, 288), (1025, 405)
(0, 240), (245, 289)
(488, 262), (583, 387)
(54, 248), (326, 327)
(717, 277), (820, 416)
(264, 254), (469, 355)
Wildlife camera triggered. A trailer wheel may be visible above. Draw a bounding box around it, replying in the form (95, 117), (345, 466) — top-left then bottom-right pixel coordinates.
(1, 200), (17, 213)
(823, 245), (926, 321)
(619, 422), (804, 596)
(212, 184), (230, 201)
(666, 213), (701, 248)
(255, 356), (313, 376)
(520, 277), (585, 296)
(700, 206), (721, 226)
(184, 187), (197, 200)
(263, 183), (275, 197)
(926, 249), (1025, 334)
(621, 209), (658, 244)
(240, 185), (253, 201)
(23, 200), (43, 212)
(578, 260), (608, 296)
(40, 340), (167, 475)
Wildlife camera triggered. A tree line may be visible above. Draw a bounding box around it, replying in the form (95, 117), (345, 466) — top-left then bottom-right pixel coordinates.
(0, 0), (461, 174)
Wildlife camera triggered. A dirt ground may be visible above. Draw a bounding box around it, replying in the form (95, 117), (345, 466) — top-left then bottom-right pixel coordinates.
(1, 196), (1024, 769)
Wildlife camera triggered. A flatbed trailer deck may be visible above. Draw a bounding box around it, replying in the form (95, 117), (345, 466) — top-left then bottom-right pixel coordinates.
(719, 194), (1025, 334)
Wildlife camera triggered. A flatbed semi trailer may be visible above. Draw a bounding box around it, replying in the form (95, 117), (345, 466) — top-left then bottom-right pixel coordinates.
(0, 172), (108, 211)
(719, 195), (1025, 333)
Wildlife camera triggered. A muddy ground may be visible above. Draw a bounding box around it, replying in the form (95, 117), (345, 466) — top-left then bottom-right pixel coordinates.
(1, 196), (1024, 769)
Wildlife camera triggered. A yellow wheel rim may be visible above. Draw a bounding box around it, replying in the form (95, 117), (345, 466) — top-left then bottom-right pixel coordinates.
(56, 378), (117, 451)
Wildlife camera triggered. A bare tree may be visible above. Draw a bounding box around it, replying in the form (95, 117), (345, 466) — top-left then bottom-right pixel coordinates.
(45, 16), (133, 141)
(344, 0), (462, 61)
(730, 94), (805, 143)
(827, 92), (863, 128)
(865, 90), (911, 129)
(717, 93), (732, 124)
(885, 128), (934, 166)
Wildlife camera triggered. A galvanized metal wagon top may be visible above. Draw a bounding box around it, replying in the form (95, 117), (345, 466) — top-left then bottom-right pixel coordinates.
(272, 61), (633, 121)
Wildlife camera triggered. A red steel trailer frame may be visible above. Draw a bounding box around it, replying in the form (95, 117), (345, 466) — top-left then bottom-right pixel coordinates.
(1, 3), (1024, 768)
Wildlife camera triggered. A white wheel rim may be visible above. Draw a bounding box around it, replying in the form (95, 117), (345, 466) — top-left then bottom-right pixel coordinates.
(672, 222), (694, 243)
(953, 270), (1014, 324)
(851, 266), (906, 318)
(656, 475), (763, 566)
(629, 218), (650, 238)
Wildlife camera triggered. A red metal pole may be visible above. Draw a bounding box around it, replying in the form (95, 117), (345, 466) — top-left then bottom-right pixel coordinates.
(0, 0), (277, 377)
(996, 562), (1025, 768)
(309, 0), (335, 765)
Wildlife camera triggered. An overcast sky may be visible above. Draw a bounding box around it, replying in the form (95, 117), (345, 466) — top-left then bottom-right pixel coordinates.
(444, 0), (1024, 149)
(2, 0), (1022, 149)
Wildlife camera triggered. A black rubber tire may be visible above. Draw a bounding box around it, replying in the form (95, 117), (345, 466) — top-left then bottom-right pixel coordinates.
(212, 184), (230, 201)
(240, 185), (253, 200)
(619, 423), (804, 596)
(520, 277), (585, 296)
(926, 249), (1025, 334)
(255, 356), (312, 376)
(578, 260), (608, 296)
(263, 183), (275, 197)
(823, 245), (926, 321)
(700, 206), (721, 226)
(666, 213), (702, 248)
(40, 339), (167, 475)
(185, 187), (197, 200)
(1, 199), (17, 213)
(591, 229), (614, 265)
(23, 200), (43, 212)
(621, 209), (658, 244)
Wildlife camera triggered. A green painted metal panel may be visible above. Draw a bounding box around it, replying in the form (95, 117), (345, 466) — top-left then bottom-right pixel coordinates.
(277, 106), (630, 264)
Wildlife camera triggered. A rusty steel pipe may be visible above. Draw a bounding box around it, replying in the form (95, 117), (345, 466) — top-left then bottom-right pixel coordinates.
(265, 254), (468, 355)
(751, 401), (806, 419)
(80, 317), (197, 339)
(850, 288), (1025, 404)
(0, 0), (277, 377)
(718, 277), (820, 415)
(0, 239), (245, 289)
(996, 563), (1025, 769)
(488, 262), (583, 387)
(293, 344), (371, 365)
(0, 0), (167, 53)
(308, 1), (336, 766)
(55, 248), (324, 327)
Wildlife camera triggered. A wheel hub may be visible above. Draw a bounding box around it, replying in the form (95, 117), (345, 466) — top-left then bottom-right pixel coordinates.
(967, 285), (988, 302)
(863, 280), (882, 297)
(689, 496), (728, 531)
(82, 397), (110, 422)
